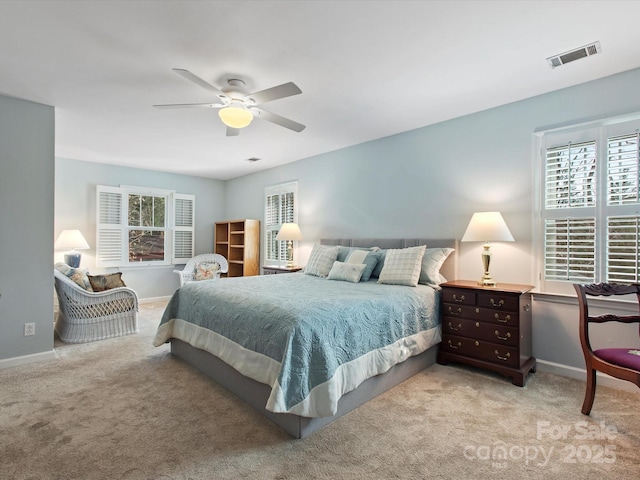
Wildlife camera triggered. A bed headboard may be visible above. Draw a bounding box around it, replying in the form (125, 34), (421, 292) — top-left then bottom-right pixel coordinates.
(320, 238), (459, 282)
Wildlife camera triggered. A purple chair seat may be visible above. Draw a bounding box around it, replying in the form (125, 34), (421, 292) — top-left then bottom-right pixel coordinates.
(594, 348), (640, 371)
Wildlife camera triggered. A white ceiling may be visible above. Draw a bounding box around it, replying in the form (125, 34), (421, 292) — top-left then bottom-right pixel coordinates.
(2, 1), (640, 180)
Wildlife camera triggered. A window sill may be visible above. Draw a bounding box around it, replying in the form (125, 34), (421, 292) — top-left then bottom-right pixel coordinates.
(532, 291), (638, 314)
(117, 263), (176, 271)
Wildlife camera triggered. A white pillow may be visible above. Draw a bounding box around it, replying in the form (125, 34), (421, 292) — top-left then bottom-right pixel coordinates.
(419, 247), (454, 286)
(377, 245), (426, 287)
(327, 261), (366, 283)
(303, 244), (340, 278)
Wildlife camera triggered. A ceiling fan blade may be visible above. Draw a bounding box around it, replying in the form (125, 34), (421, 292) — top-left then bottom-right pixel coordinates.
(172, 68), (225, 101)
(253, 108), (306, 132)
(153, 103), (223, 109)
(226, 127), (240, 137)
(248, 82), (302, 105)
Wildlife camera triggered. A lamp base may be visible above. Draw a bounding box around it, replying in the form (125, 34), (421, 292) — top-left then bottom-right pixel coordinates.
(478, 275), (496, 287)
(286, 241), (294, 269)
(478, 243), (496, 286)
(64, 252), (81, 268)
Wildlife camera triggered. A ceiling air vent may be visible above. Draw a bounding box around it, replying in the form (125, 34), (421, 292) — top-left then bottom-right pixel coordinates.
(546, 41), (602, 69)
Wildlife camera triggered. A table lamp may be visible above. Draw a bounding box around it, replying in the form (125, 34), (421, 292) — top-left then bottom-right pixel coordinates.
(55, 229), (90, 268)
(461, 212), (514, 286)
(275, 223), (303, 268)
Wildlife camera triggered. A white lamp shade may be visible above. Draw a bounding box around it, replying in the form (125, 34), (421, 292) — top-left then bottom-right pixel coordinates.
(276, 223), (303, 241)
(461, 212), (514, 243)
(55, 229), (90, 251)
(218, 106), (253, 129)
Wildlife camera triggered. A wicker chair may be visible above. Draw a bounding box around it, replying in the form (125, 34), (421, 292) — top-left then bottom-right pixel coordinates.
(54, 269), (139, 343)
(174, 253), (228, 286)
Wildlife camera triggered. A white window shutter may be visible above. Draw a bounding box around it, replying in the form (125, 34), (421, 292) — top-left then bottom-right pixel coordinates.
(607, 215), (640, 283)
(608, 133), (640, 205)
(544, 217), (596, 282)
(96, 185), (125, 267)
(545, 141), (597, 209)
(173, 193), (195, 264)
(264, 182), (298, 265)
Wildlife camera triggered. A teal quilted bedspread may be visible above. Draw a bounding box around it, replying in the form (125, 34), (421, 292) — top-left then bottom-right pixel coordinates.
(154, 273), (440, 417)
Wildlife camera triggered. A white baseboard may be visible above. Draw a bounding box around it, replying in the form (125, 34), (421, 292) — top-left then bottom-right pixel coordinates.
(537, 359), (640, 394)
(139, 295), (171, 304)
(0, 349), (56, 370)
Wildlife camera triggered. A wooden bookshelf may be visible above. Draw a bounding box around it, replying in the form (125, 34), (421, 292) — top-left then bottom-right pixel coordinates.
(214, 219), (260, 277)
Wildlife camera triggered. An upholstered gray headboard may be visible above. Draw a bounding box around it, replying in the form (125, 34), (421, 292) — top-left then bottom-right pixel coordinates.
(320, 238), (459, 282)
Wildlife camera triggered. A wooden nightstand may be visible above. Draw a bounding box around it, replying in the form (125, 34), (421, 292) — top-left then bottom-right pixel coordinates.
(437, 280), (536, 386)
(262, 266), (303, 275)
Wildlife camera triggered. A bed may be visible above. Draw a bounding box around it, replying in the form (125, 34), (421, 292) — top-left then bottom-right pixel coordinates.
(154, 238), (458, 438)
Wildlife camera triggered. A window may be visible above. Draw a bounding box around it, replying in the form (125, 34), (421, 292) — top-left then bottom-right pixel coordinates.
(96, 185), (195, 267)
(264, 181), (298, 266)
(538, 118), (640, 293)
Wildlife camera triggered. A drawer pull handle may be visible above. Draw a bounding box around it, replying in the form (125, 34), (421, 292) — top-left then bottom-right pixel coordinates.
(495, 350), (511, 361)
(494, 313), (511, 323)
(448, 322), (462, 331)
(490, 298), (505, 308)
(475, 341), (479, 346)
(452, 294), (465, 303)
(448, 307), (462, 316)
(475, 322), (480, 327)
(495, 330), (511, 341)
(447, 340), (462, 350)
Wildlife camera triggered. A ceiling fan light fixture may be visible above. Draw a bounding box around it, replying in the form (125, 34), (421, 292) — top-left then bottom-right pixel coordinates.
(218, 106), (253, 129)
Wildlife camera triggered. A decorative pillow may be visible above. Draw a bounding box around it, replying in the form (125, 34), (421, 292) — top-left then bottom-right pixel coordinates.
(303, 245), (340, 278)
(345, 249), (381, 282)
(194, 262), (221, 281)
(377, 245), (427, 287)
(419, 248), (454, 286)
(371, 248), (387, 278)
(88, 273), (126, 292)
(55, 262), (93, 291)
(327, 261), (366, 283)
(336, 246), (374, 262)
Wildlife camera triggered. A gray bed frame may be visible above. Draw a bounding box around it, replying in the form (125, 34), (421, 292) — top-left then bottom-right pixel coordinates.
(170, 238), (458, 438)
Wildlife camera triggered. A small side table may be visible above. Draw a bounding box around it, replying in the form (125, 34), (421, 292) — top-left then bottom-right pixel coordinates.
(437, 280), (536, 386)
(262, 266), (303, 275)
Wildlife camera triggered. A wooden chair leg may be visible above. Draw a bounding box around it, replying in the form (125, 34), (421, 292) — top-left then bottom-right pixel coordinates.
(581, 367), (596, 415)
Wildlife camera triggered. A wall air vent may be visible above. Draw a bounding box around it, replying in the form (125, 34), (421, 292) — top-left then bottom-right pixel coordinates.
(546, 41), (602, 69)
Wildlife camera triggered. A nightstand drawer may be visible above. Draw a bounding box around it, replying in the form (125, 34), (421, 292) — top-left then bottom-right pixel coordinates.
(475, 307), (519, 327)
(442, 303), (478, 319)
(442, 334), (519, 368)
(442, 318), (518, 347)
(477, 292), (519, 312)
(442, 289), (476, 306)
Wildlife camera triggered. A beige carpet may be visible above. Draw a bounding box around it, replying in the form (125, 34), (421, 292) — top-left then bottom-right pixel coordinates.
(1, 300), (639, 480)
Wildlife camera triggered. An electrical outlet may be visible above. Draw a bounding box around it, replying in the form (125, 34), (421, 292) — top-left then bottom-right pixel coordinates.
(24, 323), (35, 336)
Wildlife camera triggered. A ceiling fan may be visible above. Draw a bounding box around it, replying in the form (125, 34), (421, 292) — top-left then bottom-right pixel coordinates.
(154, 68), (306, 136)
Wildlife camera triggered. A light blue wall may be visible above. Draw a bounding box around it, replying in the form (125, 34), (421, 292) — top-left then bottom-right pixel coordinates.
(0, 95), (55, 362)
(55, 158), (226, 298)
(225, 67), (640, 376)
(226, 67), (640, 286)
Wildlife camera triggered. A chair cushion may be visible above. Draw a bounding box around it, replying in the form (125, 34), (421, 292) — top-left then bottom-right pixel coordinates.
(194, 262), (220, 281)
(594, 348), (640, 371)
(55, 262), (93, 291)
(88, 273), (126, 292)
